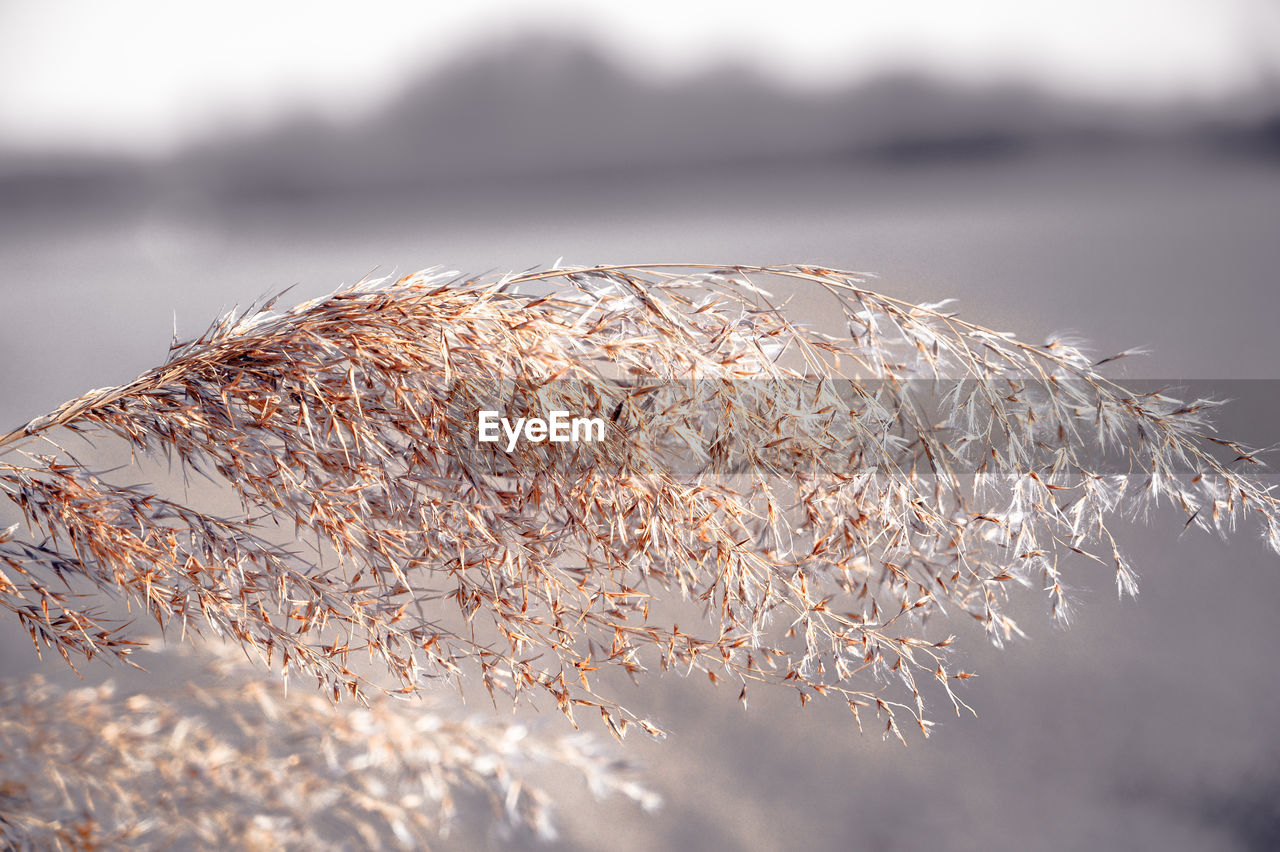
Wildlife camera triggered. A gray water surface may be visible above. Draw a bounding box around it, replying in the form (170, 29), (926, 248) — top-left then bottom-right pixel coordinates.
(2, 151), (1278, 851)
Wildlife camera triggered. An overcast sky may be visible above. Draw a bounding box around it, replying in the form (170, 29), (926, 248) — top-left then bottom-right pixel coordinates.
(1, 0), (1278, 154)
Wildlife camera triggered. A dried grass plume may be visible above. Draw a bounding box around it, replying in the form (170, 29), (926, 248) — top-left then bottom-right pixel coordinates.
(0, 646), (655, 850)
(0, 263), (1276, 745)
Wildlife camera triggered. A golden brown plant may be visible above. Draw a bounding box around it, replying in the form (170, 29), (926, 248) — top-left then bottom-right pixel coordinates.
(0, 645), (656, 850)
(0, 263), (1275, 744)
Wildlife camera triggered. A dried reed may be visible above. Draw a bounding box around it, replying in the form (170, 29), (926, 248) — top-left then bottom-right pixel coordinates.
(0, 263), (1275, 745)
(0, 645), (655, 850)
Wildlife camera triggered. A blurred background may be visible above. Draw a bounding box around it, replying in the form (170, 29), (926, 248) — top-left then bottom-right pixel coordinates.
(1, 1), (1279, 849)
